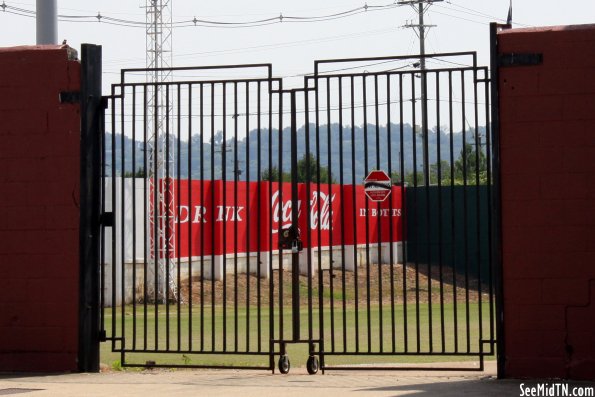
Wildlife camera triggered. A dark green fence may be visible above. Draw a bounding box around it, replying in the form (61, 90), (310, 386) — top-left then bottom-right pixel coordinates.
(404, 185), (491, 281)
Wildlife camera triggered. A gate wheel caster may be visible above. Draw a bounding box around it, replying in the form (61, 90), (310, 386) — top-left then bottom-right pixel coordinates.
(306, 355), (319, 375)
(278, 355), (290, 374)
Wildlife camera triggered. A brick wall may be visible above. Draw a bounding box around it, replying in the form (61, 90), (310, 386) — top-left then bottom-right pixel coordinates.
(499, 25), (595, 379)
(0, 46), (81, 372)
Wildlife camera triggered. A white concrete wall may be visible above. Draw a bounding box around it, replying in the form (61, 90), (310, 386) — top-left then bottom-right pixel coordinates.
(102, 178), (147, 306)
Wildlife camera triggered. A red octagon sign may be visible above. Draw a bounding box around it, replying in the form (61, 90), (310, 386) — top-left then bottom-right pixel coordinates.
(364, 170), (392, 202)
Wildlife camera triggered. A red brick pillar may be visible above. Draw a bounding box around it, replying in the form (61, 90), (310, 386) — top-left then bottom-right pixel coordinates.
(498, 25), (595, 380)
(0, 46), (81, 372)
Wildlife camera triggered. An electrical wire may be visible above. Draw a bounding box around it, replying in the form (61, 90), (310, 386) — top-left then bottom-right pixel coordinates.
(444, 2), (501, 21)
(105, 91), (485, 122)
(438, 1), (532, 27)
(103, 27), (397, 66)
(0, 1), (404, 29)
(0, 0), (536, 31)
(426, 58), (471, 68)
(430, 8), (489, 26)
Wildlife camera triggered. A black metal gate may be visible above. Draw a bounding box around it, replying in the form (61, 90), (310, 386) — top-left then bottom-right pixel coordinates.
(99, 52), (497, 373)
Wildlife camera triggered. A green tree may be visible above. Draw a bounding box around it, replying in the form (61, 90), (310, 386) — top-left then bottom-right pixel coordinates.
(261, 153), (334, 183)
(261, 166), (290, 182)
(454, 143), (487, 185)
(123, 167), (146, 178)
(391, 170), (425, 186)
(430, 160), (453, 186)
(296, 153), (335, 183)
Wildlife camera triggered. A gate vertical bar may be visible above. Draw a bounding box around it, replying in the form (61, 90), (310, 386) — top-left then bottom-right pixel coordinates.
(350, 76), (360, 354)
(79, 43), (102, 373)
(222, 83), (228, 352)
(338, 77), (347, 353)
(373, 75), (382, 352)
(472, 57), (484, 370)
(290, 90), (300, 341)
(304, 81), (313, 346)
(256, 81), (262, 353)
(131, 86), (138, 351)
(188, 83), (194, 351)
(245, 82), (252, 352)
(142, 86), (149, 351)
(386, 75), (395, 353)
(210, 83), (216, 351)
(268, 79), (275, 371)
(448, 71), (458, 353)
(461, 70), (471, 354)
(119, 77), (126, 360)
(326, 78), (335, 352)
(233, 82), (239, 352)
(435, 72), (446, 353)
(399, 74), (408, 354)
(363, 75), (371, 353)
(490, 22), (506, 379)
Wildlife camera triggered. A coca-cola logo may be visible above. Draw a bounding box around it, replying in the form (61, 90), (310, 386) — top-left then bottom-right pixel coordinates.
(270, 190), (301, 233)
(309, 191), (335, 231)
(270, 190), (336, 233)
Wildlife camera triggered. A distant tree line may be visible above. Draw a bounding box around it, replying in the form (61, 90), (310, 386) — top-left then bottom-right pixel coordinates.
(391, 143), (488, 186)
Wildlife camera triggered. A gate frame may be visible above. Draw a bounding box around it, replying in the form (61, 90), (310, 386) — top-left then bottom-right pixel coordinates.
(78, 43), (103, 373)
(298, 51), (499, 373)
(489, 22), (507, 380)
(86, 47), (505, 374)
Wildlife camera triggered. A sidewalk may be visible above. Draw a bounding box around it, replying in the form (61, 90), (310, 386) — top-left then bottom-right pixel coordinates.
(0, 362), (592, 396)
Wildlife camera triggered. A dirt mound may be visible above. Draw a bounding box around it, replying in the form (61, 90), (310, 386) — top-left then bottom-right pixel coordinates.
(178, 262), (491, 307)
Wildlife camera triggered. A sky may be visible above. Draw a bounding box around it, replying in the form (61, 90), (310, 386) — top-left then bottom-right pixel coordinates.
(1, 0), (595, 92)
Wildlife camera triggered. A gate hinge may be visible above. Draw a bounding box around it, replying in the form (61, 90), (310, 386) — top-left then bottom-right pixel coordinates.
(100, 212), (114, 227)
(498, 53), (543, 67)
(59, 91), (81, 104)
(99, 330), (107, 342)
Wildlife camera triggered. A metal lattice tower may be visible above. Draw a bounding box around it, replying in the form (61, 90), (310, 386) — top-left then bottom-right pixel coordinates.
(145, 0), (176, 303)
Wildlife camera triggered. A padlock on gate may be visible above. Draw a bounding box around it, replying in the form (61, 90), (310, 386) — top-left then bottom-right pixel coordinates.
(279, 225), (303, 253)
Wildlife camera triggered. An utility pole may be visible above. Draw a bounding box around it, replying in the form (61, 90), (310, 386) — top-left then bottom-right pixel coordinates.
(214, 142), (232, 180)
(400, 0), (442, 184)
(36, 0), (57, 44)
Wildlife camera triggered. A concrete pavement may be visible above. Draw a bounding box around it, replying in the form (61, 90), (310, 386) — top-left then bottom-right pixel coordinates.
(0, 362), (593, 396)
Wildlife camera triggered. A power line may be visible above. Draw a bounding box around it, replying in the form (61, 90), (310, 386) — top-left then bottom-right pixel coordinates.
(103, 27), (398, 66)
(0, 0), (534, 32)
(108, 94), (486, 122)
(1, 0), (537, 31)
(0, 1), (406, 28)
(440, 1), (531, 27)
(4, 0), (393, 18)
(443, 2), (502, 21)
(426, 57), (471, 68)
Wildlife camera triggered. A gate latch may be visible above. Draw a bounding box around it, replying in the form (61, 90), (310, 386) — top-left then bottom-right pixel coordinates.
(279, 225), (303, 253)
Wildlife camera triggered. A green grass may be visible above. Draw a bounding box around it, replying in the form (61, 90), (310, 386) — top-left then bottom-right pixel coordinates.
(101, 302), (495, 368)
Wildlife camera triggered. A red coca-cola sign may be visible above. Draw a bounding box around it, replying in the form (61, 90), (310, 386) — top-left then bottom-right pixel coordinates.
(161, 179), (404, 257)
